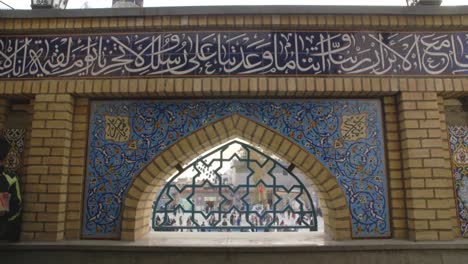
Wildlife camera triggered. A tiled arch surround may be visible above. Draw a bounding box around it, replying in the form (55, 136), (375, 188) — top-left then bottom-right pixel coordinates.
(84, 99), (388, 240)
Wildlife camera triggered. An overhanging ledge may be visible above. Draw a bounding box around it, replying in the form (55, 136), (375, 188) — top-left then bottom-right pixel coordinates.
(2, 233), (468, 252)
(3, 238), (468, 264)
(1, 5), (468, 19)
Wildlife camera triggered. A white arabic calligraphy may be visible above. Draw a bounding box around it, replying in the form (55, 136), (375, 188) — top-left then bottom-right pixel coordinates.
(0, 31), (466, 78)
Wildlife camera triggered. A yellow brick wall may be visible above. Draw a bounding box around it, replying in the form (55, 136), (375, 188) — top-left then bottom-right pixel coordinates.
(0, 77), (466, 98)
(437, 96), (460, 238)
(383, 96), (407, 239)
(0, 13), (467, 242)
(21, 94), (75, 241)
(398, 92), (458, 241)
(3, 90), (465, 242)
(64, 98), (89, 240)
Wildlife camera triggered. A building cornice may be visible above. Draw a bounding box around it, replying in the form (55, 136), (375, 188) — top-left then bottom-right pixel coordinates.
(1, 5), (468, 19)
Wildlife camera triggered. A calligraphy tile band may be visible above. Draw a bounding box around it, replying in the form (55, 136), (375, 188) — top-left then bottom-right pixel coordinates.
(1, 31), (468, 78)
(85, 100), (389, 239)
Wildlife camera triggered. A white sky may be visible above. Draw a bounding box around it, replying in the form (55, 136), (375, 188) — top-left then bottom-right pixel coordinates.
(0, 0), (467, 9)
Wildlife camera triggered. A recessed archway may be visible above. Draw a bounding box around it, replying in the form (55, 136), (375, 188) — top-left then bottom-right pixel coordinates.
(121, 114), (351, 241)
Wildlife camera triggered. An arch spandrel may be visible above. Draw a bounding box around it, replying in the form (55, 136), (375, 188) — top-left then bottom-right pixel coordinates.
(84, 100), (388, 240)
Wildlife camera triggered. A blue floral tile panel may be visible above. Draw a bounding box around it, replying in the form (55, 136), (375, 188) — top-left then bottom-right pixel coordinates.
(448, 126), (468, 238)
(84, 100), (390, 239)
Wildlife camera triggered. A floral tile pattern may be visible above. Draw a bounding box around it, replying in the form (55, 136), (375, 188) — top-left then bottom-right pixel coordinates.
(448, 126), (468, 237)
(84, 100), (389, 239)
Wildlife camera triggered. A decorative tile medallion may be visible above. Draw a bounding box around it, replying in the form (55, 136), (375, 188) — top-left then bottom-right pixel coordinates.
(84, 100), (389, 239)
(104, 115), (131, 142)
(448, 126), (468, 237)
(2, 31), (468, 78)
(341, 113), (367, 141)
(1, 129), (26, 174)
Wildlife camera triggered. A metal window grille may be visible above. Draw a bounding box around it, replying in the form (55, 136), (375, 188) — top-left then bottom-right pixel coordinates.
(152, 140), (318, 232)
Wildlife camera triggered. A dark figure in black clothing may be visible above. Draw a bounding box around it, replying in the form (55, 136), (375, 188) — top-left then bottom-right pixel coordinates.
(0, 137), (22, 242)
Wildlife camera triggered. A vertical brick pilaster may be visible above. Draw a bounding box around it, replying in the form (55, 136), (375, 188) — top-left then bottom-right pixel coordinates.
(0, 98), (9, 129)
(398, 92), (456, 241)
(437, 96), (460, 238)
(22, 94), (74, 241)
(383, 96), (407, 239)
(65, 98), (89, 240)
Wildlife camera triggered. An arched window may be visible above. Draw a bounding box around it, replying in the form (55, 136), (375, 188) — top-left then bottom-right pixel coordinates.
(152, 140), (320, 232)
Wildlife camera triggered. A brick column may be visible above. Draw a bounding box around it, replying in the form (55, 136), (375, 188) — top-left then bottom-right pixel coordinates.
(437, 96), (460, 238)
(383, 96), (407, 239)
(22, 94), (74, 241)
(65, 98), (89, 239)
(398, 92), (456, 241)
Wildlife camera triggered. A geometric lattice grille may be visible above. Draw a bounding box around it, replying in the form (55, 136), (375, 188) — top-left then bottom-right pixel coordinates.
(152, 140), (318, 232)
(1, 128), (26, 175)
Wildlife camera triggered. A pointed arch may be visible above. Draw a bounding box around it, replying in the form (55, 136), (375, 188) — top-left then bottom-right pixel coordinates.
(121, 114), (351, 241)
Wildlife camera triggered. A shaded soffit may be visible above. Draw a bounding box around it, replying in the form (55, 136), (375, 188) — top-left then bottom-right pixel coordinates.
(1, 5), (468, 18)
